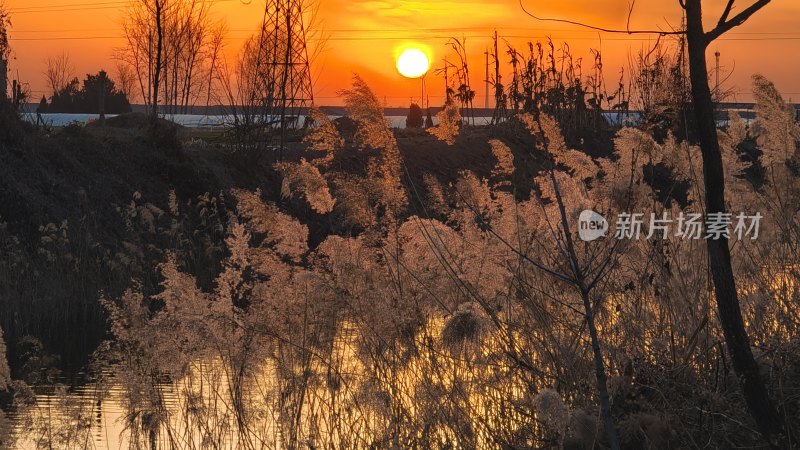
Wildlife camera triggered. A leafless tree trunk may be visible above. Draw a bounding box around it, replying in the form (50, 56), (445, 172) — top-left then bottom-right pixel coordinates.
(683, 0), (789, 445)
(204, 24), (226, 113)
(547, 169), (621, 450)
(152, 0), (164, 122)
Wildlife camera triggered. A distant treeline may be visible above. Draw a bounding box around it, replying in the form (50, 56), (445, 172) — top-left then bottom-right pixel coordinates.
(37, 70), (132, 115)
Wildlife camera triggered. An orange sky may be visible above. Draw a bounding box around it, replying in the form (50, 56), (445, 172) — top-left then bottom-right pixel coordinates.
(4, 0), (800, 107)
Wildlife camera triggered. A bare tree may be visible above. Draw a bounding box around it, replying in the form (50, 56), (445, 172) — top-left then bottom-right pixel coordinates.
(114, 60), (138, 104)
(215, 33), (279, 155)
(203, 22), (226, 111)
(119, 0), (167, 119)
(0, 0), (10, 102)
(152, 0), (164, 121)
(519, 0), (790, 445)
(119, 0), (223, 119)
(683, 1), (788, 446)
(43, 52), (74, 97)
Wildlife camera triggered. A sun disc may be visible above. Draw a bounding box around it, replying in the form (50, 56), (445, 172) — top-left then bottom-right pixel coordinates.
(396, 48), (430, 78)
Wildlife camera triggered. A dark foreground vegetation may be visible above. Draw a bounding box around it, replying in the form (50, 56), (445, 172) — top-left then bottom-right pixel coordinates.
(0, 70), (799, 448)
(0, 109), (543, 374)
(1, 0), (799, 446)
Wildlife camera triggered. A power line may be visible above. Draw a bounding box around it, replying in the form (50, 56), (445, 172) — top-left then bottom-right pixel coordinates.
(10, 36), (121, 41)
(9, 6), (125, 14)
(11, 24), (800, 37)
(10, 33), (800, 42)
(10, 29), (120, 33)
(7, 0), (232, 14)
(8, 1), (129, 11)
(321, 27), (800, 36)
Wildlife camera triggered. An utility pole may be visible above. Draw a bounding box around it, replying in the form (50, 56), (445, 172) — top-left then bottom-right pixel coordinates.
(443, 57), (450, 103)
(484, 46), (489, 109)
(99, 71), (106, 127)
(421, 74), (427, 109)
(11, 79), (17, 109)
(714, 50), (720, 101)
(0, 58), (7, 102)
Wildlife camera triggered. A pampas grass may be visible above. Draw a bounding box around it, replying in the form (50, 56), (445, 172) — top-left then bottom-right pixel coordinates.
(441, 302), (490, 356)
(428, 102), (461, 145)
(533, 388), (569, 436)
(0, 326), (9, 391)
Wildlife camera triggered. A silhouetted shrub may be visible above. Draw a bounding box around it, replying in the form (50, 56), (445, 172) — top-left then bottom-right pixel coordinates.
(406, 103), (424, 128)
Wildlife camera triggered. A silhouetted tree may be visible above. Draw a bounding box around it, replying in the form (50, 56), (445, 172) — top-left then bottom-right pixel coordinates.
(84, 71), (129, 114)
(0, 3), (23, 144)
(37, 95), (48, 114)
(519, 0), (788, 446)
(406, 103), (424, 128)
(684, 1), (787, 445)
(48, 71), (132, 114)
(0, 0), (9, 103)
(43, 52), (74, 96)
(48, 78), (80, 112)
(120, 0), (222, 117)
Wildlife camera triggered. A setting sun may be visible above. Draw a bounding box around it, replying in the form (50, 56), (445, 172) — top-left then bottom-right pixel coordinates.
(396, 48), (430, 79)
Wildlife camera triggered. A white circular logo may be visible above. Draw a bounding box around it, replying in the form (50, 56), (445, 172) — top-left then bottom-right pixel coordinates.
(578, 210), (608, 242)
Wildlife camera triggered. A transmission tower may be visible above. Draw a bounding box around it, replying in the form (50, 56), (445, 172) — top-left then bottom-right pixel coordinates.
(261, 0), (314, 158)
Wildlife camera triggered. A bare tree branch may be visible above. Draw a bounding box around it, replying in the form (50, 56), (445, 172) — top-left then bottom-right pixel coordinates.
(706, 0), (771, 42)
(114, 60), (138, 103)
(517, 0), (771, 63)
(718, 0), (736, 27)
(43, 52), (74, 96)
(518, 0), (684, 35)
(626, 0), (636, 33)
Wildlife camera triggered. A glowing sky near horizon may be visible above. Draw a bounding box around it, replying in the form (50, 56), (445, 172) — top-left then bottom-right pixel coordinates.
(4, 0), (800, 106)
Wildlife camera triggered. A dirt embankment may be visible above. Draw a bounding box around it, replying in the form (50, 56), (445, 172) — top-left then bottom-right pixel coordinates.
(0, 119), (550, 245)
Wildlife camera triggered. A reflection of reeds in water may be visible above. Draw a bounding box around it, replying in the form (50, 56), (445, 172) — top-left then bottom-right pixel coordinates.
(11, 383), (98, 450)
(8, 313), (544, 449)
